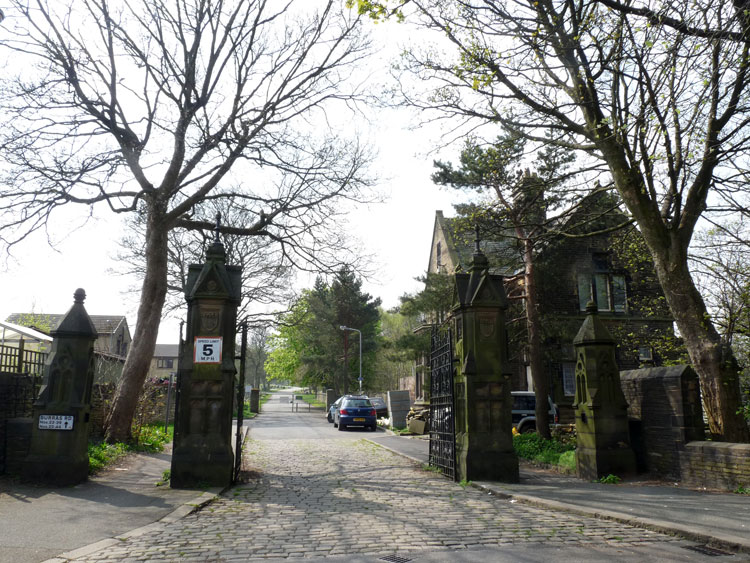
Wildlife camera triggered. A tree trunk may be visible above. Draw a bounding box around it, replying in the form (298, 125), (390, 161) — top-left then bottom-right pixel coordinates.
(649, 237), (749, 442)
(524, 239), (551, 439)
(105, 207), (170, 443)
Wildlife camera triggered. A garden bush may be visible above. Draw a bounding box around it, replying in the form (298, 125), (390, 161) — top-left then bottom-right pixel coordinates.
(513, 432), (576, 468)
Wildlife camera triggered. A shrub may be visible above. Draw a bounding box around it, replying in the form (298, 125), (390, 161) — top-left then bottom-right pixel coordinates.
(88, 442), (129, 474)
(131, 423), (173, 453)
(513, 433), (575, 467)
(558, 450), (576, 471)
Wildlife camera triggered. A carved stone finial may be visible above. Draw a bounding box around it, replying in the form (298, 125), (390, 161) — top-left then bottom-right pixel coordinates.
(74, 288), (86, 304)
(474, 224), (481, 253)
(585, 300), (598, 314)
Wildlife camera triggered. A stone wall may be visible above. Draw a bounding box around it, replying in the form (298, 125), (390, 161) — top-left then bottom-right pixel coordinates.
(621, 365), (750, 491)
(89, 382), (176, 438)
(680, 442), (750, 490)
(0, 372), (36, 473)
(620, 366), (704, 479)
(4, 418), (32, 475)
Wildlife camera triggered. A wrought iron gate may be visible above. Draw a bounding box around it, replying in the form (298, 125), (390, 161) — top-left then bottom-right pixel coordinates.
(428, 325), (456, 481)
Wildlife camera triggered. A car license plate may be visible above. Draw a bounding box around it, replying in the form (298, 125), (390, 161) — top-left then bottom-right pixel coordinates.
(353, 417), (365, 422)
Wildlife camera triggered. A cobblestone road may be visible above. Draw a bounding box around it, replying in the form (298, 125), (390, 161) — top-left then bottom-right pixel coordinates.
(70, 434), (686, 562)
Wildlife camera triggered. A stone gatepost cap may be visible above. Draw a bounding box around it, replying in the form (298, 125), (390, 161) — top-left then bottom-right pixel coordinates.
(573, 300), (614, 345)
(52, 288), (98, 338)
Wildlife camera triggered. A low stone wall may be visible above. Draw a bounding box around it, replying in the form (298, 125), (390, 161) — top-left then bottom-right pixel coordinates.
(4, 418), (32, 475)
(0, 372), (36, 473)
(621, 365), (750, 491)
(680, 441), (750, 491)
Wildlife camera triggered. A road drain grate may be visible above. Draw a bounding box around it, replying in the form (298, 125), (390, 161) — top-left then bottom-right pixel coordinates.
(379, 556), (413, 563)
(683, 545), (733, 557)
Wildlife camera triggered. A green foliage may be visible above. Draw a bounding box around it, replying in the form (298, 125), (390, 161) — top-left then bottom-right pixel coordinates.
(422, 463), (442, 473)
(265, 267), (381, 394)
(734, 484), (749, 494)
(156, 469), (171, 487)
(12, 313), (55, 334)
(558, 450), (576, 471)
(345, 0), (407, 22)
(597, 474), (622, 485)
(513, 433), (575, 467)
(88, 442), (129, 474)
(131, 423), (173, 453)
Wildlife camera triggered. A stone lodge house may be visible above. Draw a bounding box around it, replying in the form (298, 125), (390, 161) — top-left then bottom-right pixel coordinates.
(6, 313), (132, 359)
(403, 208), (681, 422)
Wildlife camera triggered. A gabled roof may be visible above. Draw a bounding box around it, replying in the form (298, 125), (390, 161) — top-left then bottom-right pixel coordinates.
(6, 313), (129, 336)
(431, 211), (520, 276)
(154, 344), (180, 358)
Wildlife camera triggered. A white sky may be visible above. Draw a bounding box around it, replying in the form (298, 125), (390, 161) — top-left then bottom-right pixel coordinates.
(0, 124), (462, 343)
(0, 4), (465, 343)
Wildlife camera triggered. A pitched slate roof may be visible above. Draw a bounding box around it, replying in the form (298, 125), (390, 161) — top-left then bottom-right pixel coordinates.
(439, 213), (520, 276)
(154, 343), (180, 358)
(6, 313), (128, 336)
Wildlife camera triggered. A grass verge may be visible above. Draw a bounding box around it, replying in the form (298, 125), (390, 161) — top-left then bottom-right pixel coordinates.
(297, 393), (326, 408)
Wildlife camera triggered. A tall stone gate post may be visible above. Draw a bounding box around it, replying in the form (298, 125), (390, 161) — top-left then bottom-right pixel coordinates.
(573, 302), (637, 480)
(171, 222), (241, 488)
(451, 234), (518, 482)
(24, 288), (97, 486)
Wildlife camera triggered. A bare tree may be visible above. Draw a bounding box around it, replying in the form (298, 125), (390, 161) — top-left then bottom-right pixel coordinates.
(0, 0), (374, 442)
(359, 0), (750, 440)
(116, 197), (299, 326)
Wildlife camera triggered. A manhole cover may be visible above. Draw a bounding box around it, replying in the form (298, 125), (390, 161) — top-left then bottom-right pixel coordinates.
(380, 556), (413, 563)
(683, 545), (733, 557)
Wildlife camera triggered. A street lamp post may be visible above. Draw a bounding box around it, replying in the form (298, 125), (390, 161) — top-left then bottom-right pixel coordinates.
(339, 325), (362, 393)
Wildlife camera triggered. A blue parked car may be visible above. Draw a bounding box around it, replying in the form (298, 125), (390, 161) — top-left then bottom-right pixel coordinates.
(327, 396), (344, 423)
(334, 396), (377, 431)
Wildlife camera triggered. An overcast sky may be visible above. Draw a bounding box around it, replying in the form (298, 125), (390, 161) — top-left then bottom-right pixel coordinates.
(0, 122), (462, 343)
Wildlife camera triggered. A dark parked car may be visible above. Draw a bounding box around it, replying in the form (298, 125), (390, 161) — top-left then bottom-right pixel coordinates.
(511, 391), (559, 434)
(334, 396), (377, 431)
(368, 397), (388, 418)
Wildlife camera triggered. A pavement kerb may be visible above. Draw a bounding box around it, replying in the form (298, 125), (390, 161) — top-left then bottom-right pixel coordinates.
(470, 482), (750, 556)
(41, 486), (225, 563)
(364, 435), (426, 467)
(365, 438), (750, 557)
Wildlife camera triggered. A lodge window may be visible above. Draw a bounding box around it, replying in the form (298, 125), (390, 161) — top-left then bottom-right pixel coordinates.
(577, 254), (627, 312)
(157, 358), (174, 369)
(562, 363), (576, 396)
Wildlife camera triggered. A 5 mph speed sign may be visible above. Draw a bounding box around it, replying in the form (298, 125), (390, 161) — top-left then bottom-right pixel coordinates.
(194, 337), (223, 363)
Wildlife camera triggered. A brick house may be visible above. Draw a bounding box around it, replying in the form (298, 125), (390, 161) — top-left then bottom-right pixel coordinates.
(409, 207), (681, 421)
(150, 343), (180, 381)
